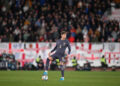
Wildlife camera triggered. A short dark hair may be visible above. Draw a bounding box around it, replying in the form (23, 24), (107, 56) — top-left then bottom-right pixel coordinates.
(61, 31), (67, 35)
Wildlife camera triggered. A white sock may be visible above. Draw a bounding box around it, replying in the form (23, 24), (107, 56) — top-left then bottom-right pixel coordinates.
(45, 70), (48, 72)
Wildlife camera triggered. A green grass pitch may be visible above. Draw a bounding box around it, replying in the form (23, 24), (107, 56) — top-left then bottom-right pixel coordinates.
(0, 71), (120, 86)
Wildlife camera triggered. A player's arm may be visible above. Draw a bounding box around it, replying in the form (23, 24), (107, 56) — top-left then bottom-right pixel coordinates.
(48, 44), (57, 56)
(48, 41), (58, 56)
(51, 44), (57, 53)
(67, 40), (71, 55)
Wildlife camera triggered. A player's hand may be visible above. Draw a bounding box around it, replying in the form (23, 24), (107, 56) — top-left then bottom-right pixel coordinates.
(48, 52), (51, 57)
(65, 53), (69, 60)
(67, 54), (69, 57)
(65, 52), (69, 57)
(66, 55), (68, 60)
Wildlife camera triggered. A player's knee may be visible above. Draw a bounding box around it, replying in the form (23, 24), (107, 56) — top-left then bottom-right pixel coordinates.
(60, 65), (64, 70)
(60, 62), (64, 65)
(48, 57), (53, 61)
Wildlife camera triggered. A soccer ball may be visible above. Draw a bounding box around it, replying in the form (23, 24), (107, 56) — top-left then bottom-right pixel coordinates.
(42, 75), (48, 80)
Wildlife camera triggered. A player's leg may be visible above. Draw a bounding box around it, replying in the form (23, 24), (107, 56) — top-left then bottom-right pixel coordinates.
(60, 61), (64, 81)
(43, 56), (53, 74)
(45, 57), (53, 71)
(42, 56), (53, 81)
(42, 54), (55, 80)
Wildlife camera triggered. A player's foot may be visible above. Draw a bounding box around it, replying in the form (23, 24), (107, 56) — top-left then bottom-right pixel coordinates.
(60, 77), (64, 81)
(43, 71), (48, 76)
(42, 71), (48, 80)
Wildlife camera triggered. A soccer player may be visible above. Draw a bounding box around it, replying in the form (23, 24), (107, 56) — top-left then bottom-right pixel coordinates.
(42, 31), (71, 81)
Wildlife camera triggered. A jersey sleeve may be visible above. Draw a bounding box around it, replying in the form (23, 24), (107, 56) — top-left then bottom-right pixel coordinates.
(50, 40), (58, 53)
(67, 40), (71, 54)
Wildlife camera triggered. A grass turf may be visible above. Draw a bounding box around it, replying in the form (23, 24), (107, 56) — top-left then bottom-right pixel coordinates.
(0, 71), (120, 86)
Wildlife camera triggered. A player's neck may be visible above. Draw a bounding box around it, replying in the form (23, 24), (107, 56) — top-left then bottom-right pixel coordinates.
(61, 38), (65, 40)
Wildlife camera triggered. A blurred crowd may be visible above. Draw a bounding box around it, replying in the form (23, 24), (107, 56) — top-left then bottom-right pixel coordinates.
(0, 51), (40, 70)
(0, 51), (17, 70)
(0, 0), (120, 42)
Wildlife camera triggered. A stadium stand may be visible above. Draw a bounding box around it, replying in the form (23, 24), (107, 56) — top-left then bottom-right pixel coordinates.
(0, 0), (120, 42)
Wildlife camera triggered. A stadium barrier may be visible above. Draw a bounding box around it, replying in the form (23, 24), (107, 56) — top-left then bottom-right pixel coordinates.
(0, 42), (120, 67)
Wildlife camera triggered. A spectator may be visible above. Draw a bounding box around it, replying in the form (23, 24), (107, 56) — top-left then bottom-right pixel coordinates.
(72, 56), (77, 68)
(0, 0), (119, 42)
(101, 55), (108, 71)
(83, 60), (91, 71)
